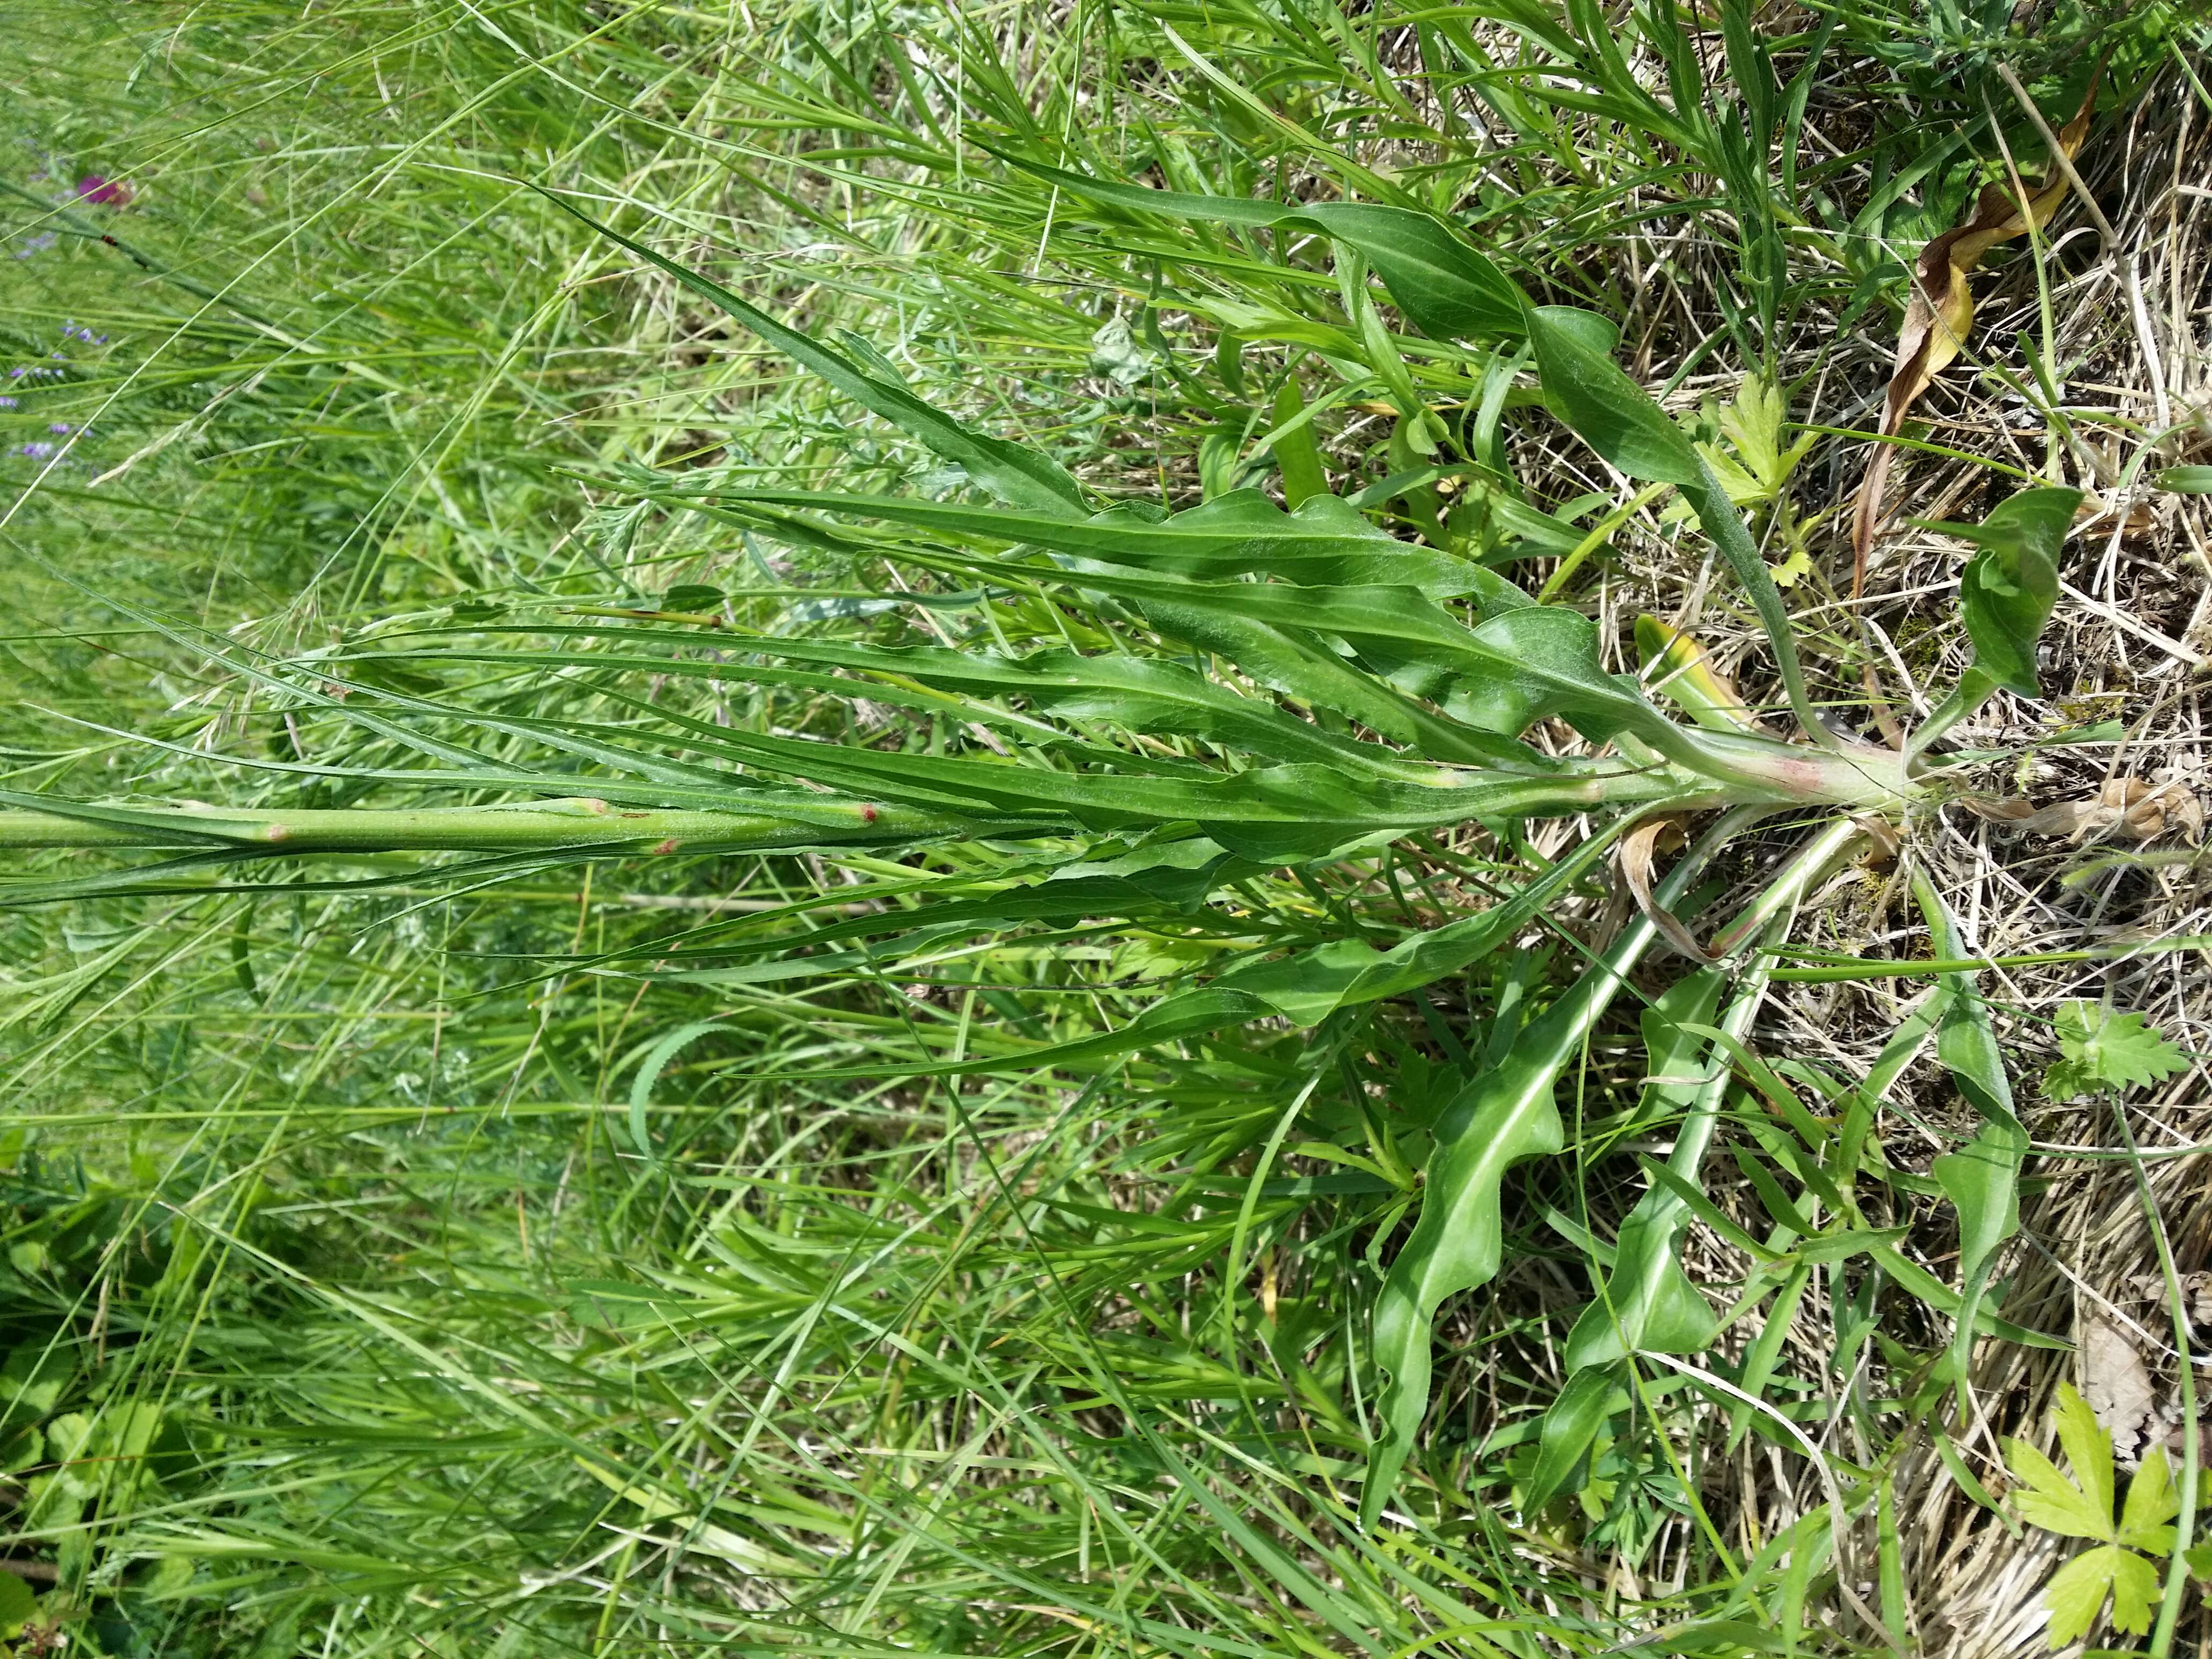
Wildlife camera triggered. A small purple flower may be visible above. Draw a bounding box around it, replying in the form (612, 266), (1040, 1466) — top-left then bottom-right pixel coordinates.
(75, 175), (132, 208)
(49, 423), (71, 435)
(11, 233), (58, 260)
(19, 442), (55, 460)
(0, 397), (15, 409)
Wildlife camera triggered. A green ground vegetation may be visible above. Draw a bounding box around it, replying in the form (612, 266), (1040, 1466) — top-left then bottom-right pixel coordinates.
(2, 2), (2209, 1656)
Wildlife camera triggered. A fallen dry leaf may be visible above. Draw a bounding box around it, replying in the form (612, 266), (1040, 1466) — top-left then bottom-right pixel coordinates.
(1620, 816), (1713, 964)
(1850, 71), (2102, 595)
(1969, 779), (2206, 843)
(2083, 1310), (2159, 1467)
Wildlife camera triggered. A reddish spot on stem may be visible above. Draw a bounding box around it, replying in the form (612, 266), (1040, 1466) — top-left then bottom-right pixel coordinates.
(861, 804), (879, 824)
(650, 838), (681, 855)
(263, 824), (289, 843)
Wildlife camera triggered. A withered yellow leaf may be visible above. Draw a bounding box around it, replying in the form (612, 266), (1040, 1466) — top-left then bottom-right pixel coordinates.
(1850, 72), (2101, 595)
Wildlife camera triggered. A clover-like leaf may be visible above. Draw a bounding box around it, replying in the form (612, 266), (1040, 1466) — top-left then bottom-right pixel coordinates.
(2009, 1385), (2180, 1649)
(2118, 1446), (2179, 1556)
(2006, 1383), (2114, 1541)
(2043, 1545), (2161, 1647)
(2042, 1002), (2191, 1102)
(1698, 378), (1815, 505)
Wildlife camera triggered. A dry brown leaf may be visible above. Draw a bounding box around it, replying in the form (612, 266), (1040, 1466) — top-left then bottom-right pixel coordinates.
(1850, 812), (1902, 868)
(1620, 817), (1713, 963)
(1967, 779), (2206, 842)
(2186, 1271), (2212, 1331)
(1850, 71), (2102, 595)
(2083, 1310), (2159, 1467)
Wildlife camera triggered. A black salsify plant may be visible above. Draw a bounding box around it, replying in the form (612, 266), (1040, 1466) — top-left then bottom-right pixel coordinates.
(0, 183), (2076, 1535)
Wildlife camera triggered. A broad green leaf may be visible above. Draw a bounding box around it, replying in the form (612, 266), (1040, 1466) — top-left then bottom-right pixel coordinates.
(1922, 487), (2078, 701)
(707, 637), (1426, 775)
(1269, 379), (1332, 508)
(1527, 307), (1702, 485)
(1561, 1203), (1716, 1368)
(685, 486), (1638, 767)
(703, 739), (1618, 861)
(896, 555), (1676, 751)
(1126, 596), (1546, 770)
(2157, 466), (2212, 494)
(2042, 1000), (2191, 1100)
(2119, 1446), (2179, 1555)
(1362, 848), (1703, 1527)
(1523, 1366), (1621, 1510)
(1365, 1045), (1569, 1525)
(691, 468), (1831, 788)
(1562, 966), (1732, 1371)
(2043, 1545), (2161, 1646)
(1919, 875), (2027, 1402)
(0, 1572), (33, 1636)
(1003, 157), (1525, 341)
(539, 191), (1089, 518)
(1635, 969), (1730, 1115)
(2008, 1383), (2116, 1540)
(1445, 605), (1644, 741)
(1930, 1116), (2024, 1336)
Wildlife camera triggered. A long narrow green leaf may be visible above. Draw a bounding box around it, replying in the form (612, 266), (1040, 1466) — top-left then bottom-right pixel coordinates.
(700, 485), (1525, 601)
(1912, 871), (2029, 1413)
(999, 156), (1525, 341)
(1361, 826), (1711, 1527)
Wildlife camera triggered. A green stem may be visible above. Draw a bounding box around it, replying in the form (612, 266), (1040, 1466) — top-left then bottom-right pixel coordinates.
(1536, 481), (1673, 603)
(1705, 816), (1865, 959)
(0, 798), (962, 854)
(1902, 676), (1984, 771)
(1767, 936), (2212, 982)
(2117, 1098), (2199, 1659)
(1659, 724), (1917, 814)
(1685, 462), (1843, 753)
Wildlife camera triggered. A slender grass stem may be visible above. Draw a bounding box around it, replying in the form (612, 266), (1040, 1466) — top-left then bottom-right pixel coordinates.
(0, 799), (963, 852)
